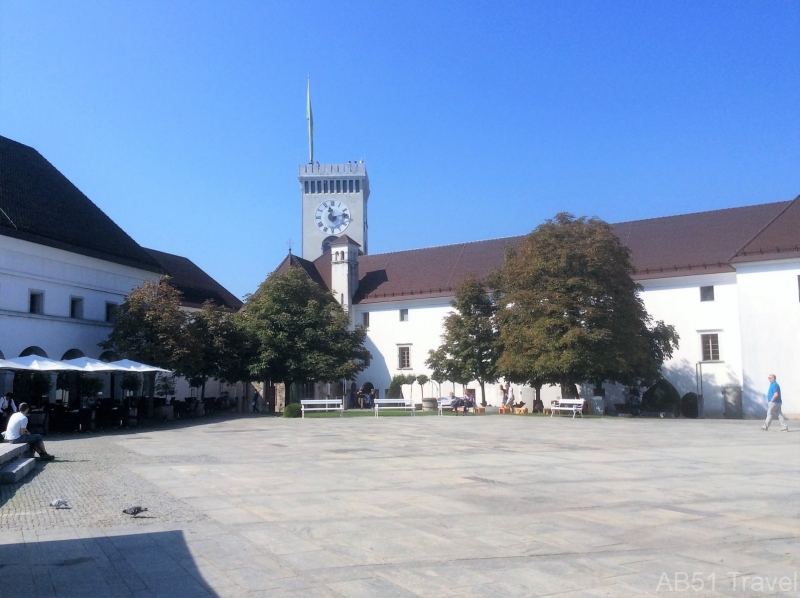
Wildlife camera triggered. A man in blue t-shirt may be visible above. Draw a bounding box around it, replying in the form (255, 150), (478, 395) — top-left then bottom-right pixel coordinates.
(762, 374), (788, 431)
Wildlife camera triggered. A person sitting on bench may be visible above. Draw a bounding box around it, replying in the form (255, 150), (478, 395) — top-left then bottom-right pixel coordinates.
(3, 403), (55, 460)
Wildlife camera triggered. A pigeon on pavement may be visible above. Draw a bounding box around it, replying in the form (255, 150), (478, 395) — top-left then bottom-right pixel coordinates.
(122, 506), (148, 516)
(50, 499), (70, 509)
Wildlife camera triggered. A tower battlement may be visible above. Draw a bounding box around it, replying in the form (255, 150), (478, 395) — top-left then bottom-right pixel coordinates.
(299, 162), (368, 177)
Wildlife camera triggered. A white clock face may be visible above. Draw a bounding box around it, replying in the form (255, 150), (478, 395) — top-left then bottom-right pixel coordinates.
(315, 200), (351, 235)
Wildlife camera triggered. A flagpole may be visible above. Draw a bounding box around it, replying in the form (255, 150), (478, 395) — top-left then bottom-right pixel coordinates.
(306, 77), (314, 164)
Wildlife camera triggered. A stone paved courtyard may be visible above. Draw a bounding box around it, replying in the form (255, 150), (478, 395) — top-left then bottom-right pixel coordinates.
(1, 414), (798, 597)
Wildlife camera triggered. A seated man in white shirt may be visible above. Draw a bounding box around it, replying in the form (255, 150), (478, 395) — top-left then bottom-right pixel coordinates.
(3, 403), (55, 460)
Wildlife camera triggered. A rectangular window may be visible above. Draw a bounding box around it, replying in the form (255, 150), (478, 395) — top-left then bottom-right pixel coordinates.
(348, 180), (354, 193)
(304, 181), (309, 194)
(362, 312), (369, 327)
(336, 180), (341, 193)
(70, 297), (84, 319)
(700, 286), (714, 302)
(363, 352), (371, 367)
(105, 302), (118, 323)
(355, 180), (360, 193)
(398, 346), (411, 369)
(701, 333), (719, 361)
(399, 308), (408, 322)
(29, 292), (44, 314)
(323, 180), (328, 193)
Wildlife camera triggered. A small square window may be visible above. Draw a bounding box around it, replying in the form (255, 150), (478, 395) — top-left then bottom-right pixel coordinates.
(700, 286), (714, 301)
(701, 333), (719, 361)
(398, 346), (411, 369)
(399, 309), (408, 322)
(362, 312), (369, 327)
(70, 297), (84, 319)
(29, 292), (43, 314)
(105, 302), (118, 323)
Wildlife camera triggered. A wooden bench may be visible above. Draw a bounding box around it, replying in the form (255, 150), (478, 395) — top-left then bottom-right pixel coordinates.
(301, 398), (344, 418)
(514, 407), (528, 415)
(549, 398), (585, 419)
(374, 398), (415, 417)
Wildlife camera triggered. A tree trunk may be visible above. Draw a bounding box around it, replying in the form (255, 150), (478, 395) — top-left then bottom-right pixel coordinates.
(479, 380), (487, 406)
(560, 381), (578, 399)
(200, 380), (206, 401)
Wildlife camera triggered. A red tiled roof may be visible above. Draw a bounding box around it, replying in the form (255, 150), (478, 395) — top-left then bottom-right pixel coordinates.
(279, 196), (800, 303)
(731, 198), (800, 264)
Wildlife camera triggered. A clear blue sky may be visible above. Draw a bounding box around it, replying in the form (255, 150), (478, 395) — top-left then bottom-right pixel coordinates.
(1, 1), (798, 300)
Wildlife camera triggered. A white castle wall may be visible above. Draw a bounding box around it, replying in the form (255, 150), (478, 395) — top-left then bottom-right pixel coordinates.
(352, 263), (797, 418)
(638, 272), (744, 418)
(735, 258), (800, 417)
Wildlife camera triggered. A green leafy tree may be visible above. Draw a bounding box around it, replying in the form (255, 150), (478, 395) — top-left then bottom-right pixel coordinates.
(416, 374), (429, 399)
(240, 267), (367, 399)
(426, 275), (499, 406)
(100, 278), (187, 415)
(496, 213), (679, 392)
(174, 301), (253, 400)
(387, 374), (406, 399)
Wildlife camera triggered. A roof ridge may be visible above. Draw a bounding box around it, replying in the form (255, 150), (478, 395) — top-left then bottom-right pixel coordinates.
(612, 200), (790, 227)
(445, 243), (467, 289)
(730, 194), (800, 258)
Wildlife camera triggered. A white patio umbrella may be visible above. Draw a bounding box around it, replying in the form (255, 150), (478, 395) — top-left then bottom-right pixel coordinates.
(0, 356), (85, 371)
(62, 357), (131, 372)
(108, 359), (171, 373)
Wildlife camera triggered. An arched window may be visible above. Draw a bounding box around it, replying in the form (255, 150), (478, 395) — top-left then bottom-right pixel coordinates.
(0, 349), (4, 359)
(20, 346), (47, 358)
(61, 349), (85, 360)
(99, 350), (118, 363)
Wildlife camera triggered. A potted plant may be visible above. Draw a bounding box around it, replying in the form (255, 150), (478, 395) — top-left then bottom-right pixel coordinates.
(80, 376), (105, 409)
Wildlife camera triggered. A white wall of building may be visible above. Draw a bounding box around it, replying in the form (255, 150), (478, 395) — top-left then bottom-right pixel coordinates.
(0, 235), (159, 397)
(638, 272), (743, 418)
(0, 235), (159, 360)
(353, 298), (537, 408)
(735, 258), (800, 417)
(351, 263), (800, 419)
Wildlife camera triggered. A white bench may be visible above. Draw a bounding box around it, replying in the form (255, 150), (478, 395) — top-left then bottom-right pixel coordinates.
(437, 397), (453, 416)
(374, 398), (415, 417)
(436, 397), (474, 415)
(300, 398), (344, 418)
(550, 398), (585, 419)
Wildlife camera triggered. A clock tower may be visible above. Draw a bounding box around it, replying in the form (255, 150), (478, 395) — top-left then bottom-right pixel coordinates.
(299, 162), (369, 261)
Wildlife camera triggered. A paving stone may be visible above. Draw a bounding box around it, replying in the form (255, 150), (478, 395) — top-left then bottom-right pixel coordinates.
(0, 415), (796, 597)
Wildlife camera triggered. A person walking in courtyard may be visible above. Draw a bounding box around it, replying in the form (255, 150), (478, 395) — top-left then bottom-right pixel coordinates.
(762, 374), (788, 431)
(3, 403), (55, 460)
